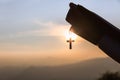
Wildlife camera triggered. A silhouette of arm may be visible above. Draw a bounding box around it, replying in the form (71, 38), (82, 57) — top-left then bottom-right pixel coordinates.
(66, 3), (120, 63)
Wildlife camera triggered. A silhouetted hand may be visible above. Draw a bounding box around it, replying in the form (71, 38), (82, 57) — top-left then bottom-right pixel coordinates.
(66, 3), (120, 63)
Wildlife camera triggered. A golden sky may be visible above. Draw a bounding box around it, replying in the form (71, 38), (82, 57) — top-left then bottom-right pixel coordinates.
(0, 0), (120, 67)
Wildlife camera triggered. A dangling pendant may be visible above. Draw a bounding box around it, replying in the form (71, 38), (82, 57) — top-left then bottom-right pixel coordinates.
(67, 30), (75, 49)
(67, 38), (74, 49)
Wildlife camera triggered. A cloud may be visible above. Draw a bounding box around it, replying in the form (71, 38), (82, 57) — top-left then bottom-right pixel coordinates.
(32, 20), (70, 36)
(0, 20), (70, 40)
(16, 20), (70, 37)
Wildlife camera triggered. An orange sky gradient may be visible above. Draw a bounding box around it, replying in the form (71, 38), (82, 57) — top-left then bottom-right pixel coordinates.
(0, 33), (107, 67)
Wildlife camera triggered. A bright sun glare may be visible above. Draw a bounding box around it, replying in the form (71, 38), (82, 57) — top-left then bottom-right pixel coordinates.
(64, 30), (77, 40)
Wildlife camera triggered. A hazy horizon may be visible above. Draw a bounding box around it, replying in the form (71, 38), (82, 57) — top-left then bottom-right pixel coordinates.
(0, 57), (119, 80)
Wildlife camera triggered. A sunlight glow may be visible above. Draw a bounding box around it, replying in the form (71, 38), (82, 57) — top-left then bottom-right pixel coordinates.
(65, 30), (77, 40)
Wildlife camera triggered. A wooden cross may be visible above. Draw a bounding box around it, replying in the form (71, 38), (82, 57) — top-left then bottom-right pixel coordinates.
(67, 38), (75, 49)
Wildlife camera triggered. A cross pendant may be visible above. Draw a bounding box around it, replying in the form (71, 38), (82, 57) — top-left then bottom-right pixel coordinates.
(67, 38), (75, 49)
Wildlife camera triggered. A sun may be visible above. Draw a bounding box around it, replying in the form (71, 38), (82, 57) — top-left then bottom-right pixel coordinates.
(64, 30), (77, 41)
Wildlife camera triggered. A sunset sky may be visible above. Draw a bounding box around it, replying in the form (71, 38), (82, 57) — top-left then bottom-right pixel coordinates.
(0, 0), (120, 67)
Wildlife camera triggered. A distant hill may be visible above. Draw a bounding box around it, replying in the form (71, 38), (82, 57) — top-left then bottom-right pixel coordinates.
(0, 58), (119, 80)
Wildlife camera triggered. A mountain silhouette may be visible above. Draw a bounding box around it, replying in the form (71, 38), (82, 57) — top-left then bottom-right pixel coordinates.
(0, 58), (119, 80)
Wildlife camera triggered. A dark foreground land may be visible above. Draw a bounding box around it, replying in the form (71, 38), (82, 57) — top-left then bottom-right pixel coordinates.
(0, 58), (119, 80)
